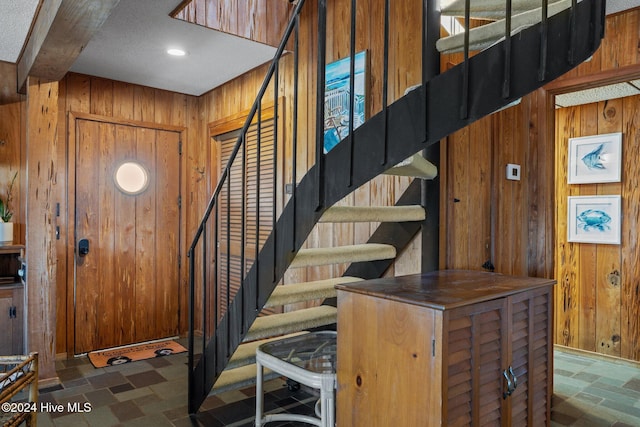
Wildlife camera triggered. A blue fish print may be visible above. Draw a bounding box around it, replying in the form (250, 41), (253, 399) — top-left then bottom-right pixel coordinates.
(577, 209), (611, 232)
(581, 144), (606, 170)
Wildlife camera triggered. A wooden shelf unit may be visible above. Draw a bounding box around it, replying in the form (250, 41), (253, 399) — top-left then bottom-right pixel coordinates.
(336, 269), (555, 427)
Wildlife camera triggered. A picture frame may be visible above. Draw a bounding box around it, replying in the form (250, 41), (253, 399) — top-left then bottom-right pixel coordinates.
(323, 50), (368, 153)
(567, 195), (621, 244)
(567, 132), (622, 184)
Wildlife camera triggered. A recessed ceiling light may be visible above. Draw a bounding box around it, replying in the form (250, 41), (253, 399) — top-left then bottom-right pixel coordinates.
(167, 48), (186, 57)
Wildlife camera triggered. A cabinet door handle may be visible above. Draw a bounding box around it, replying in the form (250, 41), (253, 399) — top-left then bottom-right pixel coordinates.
(503, 369), (514, 399)
(509, 366), (518, 390)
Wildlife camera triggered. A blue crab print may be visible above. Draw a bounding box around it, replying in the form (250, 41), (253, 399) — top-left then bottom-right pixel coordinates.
(577, 209), (611, 232)
(581, 144), (605, 170)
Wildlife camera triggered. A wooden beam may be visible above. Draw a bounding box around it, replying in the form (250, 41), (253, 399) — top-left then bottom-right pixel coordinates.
(25, 77), (59, 381)
(17, 0), (120, 93)
(544, 62), (640, 94)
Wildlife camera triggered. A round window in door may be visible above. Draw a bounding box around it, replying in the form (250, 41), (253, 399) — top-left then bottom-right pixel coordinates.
(114, 161), (150, 195)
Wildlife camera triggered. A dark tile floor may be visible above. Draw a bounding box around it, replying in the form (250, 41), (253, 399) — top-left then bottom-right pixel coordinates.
(21, 343), (640, 426)
(34, 342), (316, 427)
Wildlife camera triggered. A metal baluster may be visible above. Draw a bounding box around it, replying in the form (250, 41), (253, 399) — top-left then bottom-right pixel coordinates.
(381, 0), (390, 161)
(273, 62), (279, 283)
(539, 0), (549, 81)
(213, 199), (219, 336)
(255, 104), (262, 312)
(226, 174), (231, 357)
(240, 133), (246, 333)
(503, 0), (513, 98)
(292, 15), (300, 251)
(348, 0), (357, 187)
(315, 0), (327, 210)
(460, 0), (470, 119)
(568, 0), (577, 64)
(187, 243), (196, 412)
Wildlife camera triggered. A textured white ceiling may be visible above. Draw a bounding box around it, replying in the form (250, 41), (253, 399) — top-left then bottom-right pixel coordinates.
(555, 81), (640, 107)
(69, 0), (277, 95)
(0, 0), (40, 63)
(607, 0), (640, 14)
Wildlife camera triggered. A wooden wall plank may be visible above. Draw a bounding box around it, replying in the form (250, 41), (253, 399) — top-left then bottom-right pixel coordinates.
(554, 9), (640, 83)
(577, 102), (598, 352)
(134, 127), (157, 342)
(446, 126), (470, 268)
(554, 106), (579, 348)
(621, 94), (640, 360)
(595, 98), (623, 357)
(114, 124), (136, 345)
(155, 130), (181, 336)
(97, 122), (117, 347)
(173, 0), (292, 47)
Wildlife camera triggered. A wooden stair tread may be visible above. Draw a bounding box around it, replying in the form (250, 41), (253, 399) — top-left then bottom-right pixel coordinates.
(265, 276), (363, 308)
(441, 0), (566, 19)
(319, 205), (425, 223)
(211, 364), (278, 395)
(228, 332), (309, 369)
(289, 243), (396, 268)
(244, 306), (337, 342)
(383, 154), (438, 180)
(437, 0), (571, 53)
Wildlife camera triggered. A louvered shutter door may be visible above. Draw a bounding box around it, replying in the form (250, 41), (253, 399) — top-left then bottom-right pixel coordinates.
(217, 120), (275, 317)
(510, 294), (532, 426)
(446, 299), (506, 427)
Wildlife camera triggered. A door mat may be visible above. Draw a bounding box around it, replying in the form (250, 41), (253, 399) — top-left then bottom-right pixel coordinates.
(88, 340), (186, 368)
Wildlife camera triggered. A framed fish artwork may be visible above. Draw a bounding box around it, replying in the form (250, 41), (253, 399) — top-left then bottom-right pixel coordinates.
(568, 195), (621, 244)
(568, 132), (622, 184)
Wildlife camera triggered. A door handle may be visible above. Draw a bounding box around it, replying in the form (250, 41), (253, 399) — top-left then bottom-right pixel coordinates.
(503, 369), (513, 399)
(78, 238), (90, 256)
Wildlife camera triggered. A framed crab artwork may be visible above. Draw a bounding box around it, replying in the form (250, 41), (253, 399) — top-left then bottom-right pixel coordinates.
(568, 132), (622, 184)
(568, 195), (621, 244)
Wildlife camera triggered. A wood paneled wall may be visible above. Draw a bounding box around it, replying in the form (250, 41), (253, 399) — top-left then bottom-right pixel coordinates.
(172, 0), (293, 47)
(440, 88), (554, 278)
(551, 8), (640, 361)
(0, 101), (25, 243)
(554, 98), (630, 359)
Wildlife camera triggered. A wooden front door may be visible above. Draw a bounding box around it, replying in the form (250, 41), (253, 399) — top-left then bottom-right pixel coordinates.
(74, 118), (181, 354)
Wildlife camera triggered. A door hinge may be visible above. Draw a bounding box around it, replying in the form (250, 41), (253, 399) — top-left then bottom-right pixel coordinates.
(178, 254), (181, 269)
(179, 140), (183, 155)
(178, 196), (182, 209)
(432, 339), (436, 357)
(9, 306), (16, 319)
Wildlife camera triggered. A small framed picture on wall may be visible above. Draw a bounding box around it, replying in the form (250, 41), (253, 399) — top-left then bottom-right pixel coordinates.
(568, 195), (621, 245)
(567, 132), (622, 184)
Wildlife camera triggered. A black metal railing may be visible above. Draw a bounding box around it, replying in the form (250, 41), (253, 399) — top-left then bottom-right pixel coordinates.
(188, 0), (605, 414)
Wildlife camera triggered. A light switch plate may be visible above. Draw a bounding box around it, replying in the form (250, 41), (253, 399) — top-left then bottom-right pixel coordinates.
(506, 164), (521, 181)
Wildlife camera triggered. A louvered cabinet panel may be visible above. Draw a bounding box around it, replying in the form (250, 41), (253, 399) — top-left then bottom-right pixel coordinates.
(337, 270), (555, 427)
(445, 300), (506, 427)
(476, 308), (504, 427)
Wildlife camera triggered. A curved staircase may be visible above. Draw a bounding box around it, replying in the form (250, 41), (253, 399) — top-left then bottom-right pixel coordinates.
(208, 203), (425, 395)
(188, 0), (606, 414)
